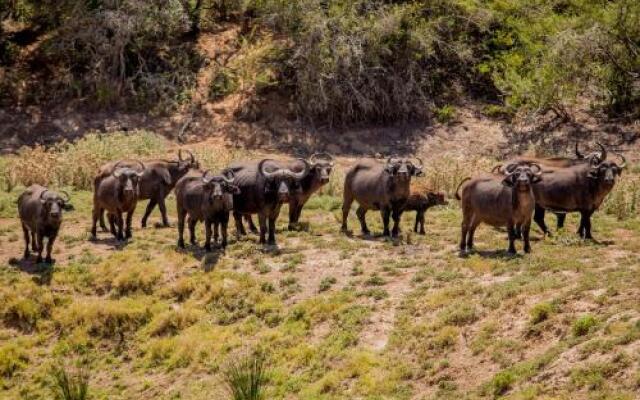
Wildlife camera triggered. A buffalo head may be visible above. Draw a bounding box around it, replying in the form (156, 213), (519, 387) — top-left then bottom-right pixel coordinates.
(588, 152), (626, 184)
(113, 160), (144, 196)
(385, 157), (424, 180)
(309, 153), (334, 184)
(202, 169), (241, 202)
(259, 159), (310, 202)
(427, 191), (448, 206)
(39, 190), (71, 222)
(502, 163), (542, 190)
(178, 149), (200, 173)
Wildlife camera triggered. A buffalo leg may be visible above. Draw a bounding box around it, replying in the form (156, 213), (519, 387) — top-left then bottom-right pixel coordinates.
(141, 199), (157, 228)
(125, 211), (134, 239)
(507, 222), (517, 254)
(234, 212), (247, 237)
(245, 215), (258, 234)
(417, 211), (426, 235)
(460, 220), (469, 251)
(556, 213), (566, 230)
(213, 221), (219, 246)
(45, 233), (57, 263)
(523, 223), (532, 253)
(258, 213), (268, 244)
(91, 207), (100, 239)
(391, 207), (401, 237)
(341, 193), (354, 233)
(205, 220), (213, 251)
(533, 205), (550, 236)
(177, 209), (187, 248)
(356, 206), (369, 235)
(116, 213), (125, 241)
(288, 200), (298, 230)
(109, 214), (117, 238)
(158, 197), (170, 227)
(22, 224), (30, 259)
(35, 233), (44, 263)
(467, 221), (479, 250)
(579, 210), (594, 239)
(188, 217), (197, 246)
(514, 225), (522, 240)
(267, 215), (277, 245)
(221, 218), (229, 248)
(99, 208), (108, 232)
(381, 207), (391, 237)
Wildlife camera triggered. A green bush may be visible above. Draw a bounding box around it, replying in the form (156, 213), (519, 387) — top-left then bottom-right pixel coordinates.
(51, 365), (90, 400)
(572, 314), (598, 337)
(529, 302), (554, 324)
(223, 350), (269, 400)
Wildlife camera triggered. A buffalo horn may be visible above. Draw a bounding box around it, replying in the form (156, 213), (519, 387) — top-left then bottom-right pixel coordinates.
(289, 159), (310, 180)
(222, 169), (235, 183)
(201, 170), (213, 184)
(596, 142), (607, 162)
(60, 190), (71, 203)
(575, 142), (584, 159)
(491, 164), (503, 174)
(259, 159), (278, 179)
(529, 163), (543, 175)
(615, 152), (627, 169)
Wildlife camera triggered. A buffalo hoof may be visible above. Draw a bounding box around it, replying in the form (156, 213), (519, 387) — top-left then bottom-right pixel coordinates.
(36, 256), (43, 263)
(507, 249), (517, 255)
(45, 256), (53, 264)
(204, 245), (212, 252)
(23, 251), (30, 260)
(524, 246), (531, 254)
(419, 230), (426, 235)
(177, 240), (185, 249)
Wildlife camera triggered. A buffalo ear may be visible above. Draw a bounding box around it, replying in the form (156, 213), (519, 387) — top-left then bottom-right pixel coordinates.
(615, 167), (623, 176)
(531, 175), (542, 184)
(502, 176), (514, 187)
(229, 185), (241, 194)
(63, 203), (75, 211)
(414, 169), (425, 177)
(384, 165), (395, 175)
(588, 169), (599, 179)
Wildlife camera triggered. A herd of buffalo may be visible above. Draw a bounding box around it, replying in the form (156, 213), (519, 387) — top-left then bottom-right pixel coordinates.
(15, 143), (627, 263)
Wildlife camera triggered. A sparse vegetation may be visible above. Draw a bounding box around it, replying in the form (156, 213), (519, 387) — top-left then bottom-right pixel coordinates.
(51, 365), (90, 400)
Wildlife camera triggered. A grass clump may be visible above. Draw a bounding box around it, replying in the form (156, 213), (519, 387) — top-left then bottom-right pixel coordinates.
(319, 276), (337, 292)
(51, 365), (90, 400)
(223, 350), (270, 400)
(0, 342), (29, 378)
(529, 302), (554, 324)
(490, 370), (515, 396)
(572, 314), (598, 337)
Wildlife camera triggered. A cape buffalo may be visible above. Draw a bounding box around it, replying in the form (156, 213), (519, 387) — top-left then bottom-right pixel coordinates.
(242, 153), (334, 231)
(531, 153), (626, 239)
(403, 191), (448, 234)
(175, 169), (240, 250)
(228, 159), (310, 245)
(95, 149), (199, 229)
(341, 157), (423, 237)
(91, 161), (144, 241)
(456, 163), (542, 254)
(18, 185), (71, 263)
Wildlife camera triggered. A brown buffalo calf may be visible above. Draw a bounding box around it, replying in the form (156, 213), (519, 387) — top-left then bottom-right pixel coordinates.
(403, 191), (448, 234)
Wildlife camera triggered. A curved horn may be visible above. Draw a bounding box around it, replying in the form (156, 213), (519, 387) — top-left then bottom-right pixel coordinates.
(259, 159), (278, 179)
(178, 149), (185, 161)
(112, 160), (125, 177)
(134, 160), (145, 172)
(596, 142), (607, 162)
(491, 164), (503, 174)
(529, 163), (543, 175)
(59, 190), (71, 203)
(615, 152), (627, 169)
(201, 169), (213, 183)
(222, 169), (235, 183)
(184, 149), (195, 163)
(575, 142), (584, 159)
(289, 158), (310, 180)
(413, 157), (424, 169)
(310, 153), (334, 165)
(39, 189), (49, 201)
(387, 155), (401, 165)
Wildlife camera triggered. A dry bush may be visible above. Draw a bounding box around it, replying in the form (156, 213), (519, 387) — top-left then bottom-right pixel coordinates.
(6, 131), (165, 190)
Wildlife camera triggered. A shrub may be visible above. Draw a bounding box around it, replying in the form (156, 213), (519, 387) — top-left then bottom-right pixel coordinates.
(51, 365), (90, 400)
(529, 302), (554, 324)
(318, 276), (337, 292)
(223, 350), (269, 400)
(572, 314), (598, 337)
(6, 131), (165, 190)
(491, 370), (515, 396)
(0, 342), (29, 378)
(0, 281), (55, 332)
